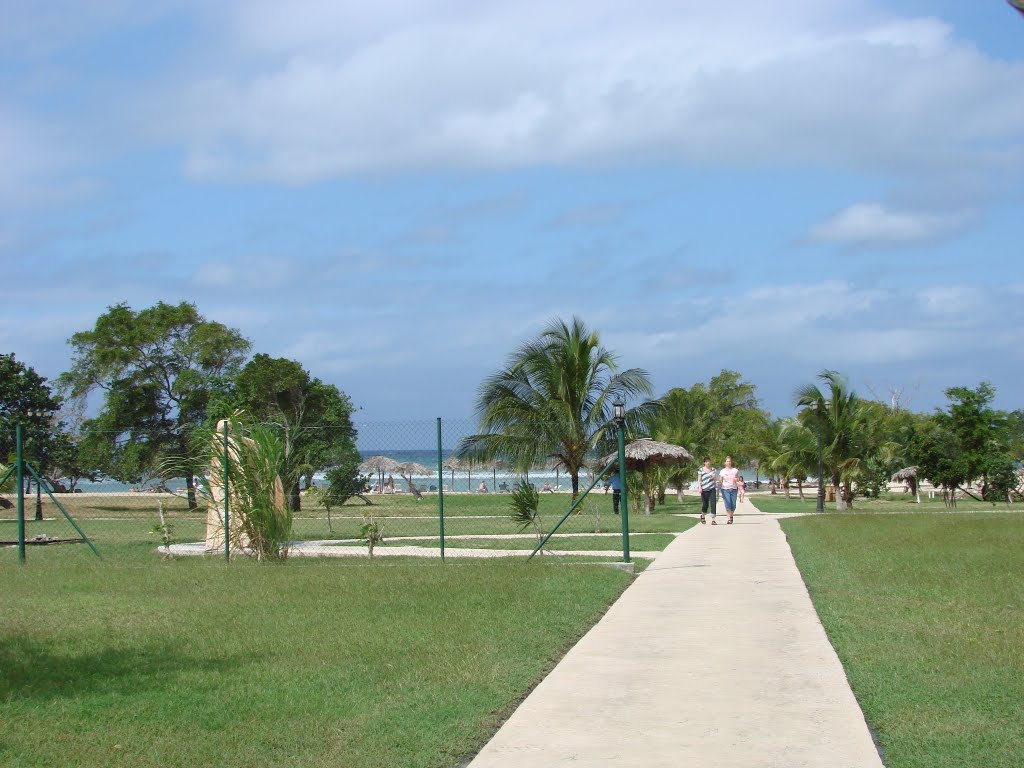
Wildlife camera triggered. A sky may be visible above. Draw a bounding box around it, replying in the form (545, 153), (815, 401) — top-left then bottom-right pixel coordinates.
(1, 0), (1022, 423)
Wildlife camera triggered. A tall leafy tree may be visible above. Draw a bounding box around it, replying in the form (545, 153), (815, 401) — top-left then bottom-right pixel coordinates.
(913, 383), (1016, 503)
(58, 302), (250, 507)
(460, 317), (656, 497)
(0, 353), (63, 482)
(795, 370), (865, 510)
(230, 354), (358, 510)
(651, 370), (768, 498)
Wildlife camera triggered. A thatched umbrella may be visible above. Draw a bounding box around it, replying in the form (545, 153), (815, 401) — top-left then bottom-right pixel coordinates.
(891, 466), (920, 503)
(602, 438), (694, 514)
(442, 456), (462, 491)
(397, 461), (434, 497)
(543, 457), (566, 490)
(358, 455), (402, 493)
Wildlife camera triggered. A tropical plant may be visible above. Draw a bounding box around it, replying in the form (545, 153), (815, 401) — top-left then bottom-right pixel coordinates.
(509, 480), (543, 546)
(773, 419), (818, 500)
(795, 370), (865, 510)
(304, 460), (371, 533)
(651, 370), (768, 498)
(163, 415), (293, 560)
(151, 500), (174, 560)
(459, 317), (656, 497)
(360, 512), (384, 558)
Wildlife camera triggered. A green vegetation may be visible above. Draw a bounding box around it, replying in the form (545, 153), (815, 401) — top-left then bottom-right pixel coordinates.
(231, 353), (359, 510)
(781, 512), (1024, 767)
(0, 557), (633, 768)
(58, 301), (251, 506)
(0, 491), (699, 565)
(459, 316), (657, 496)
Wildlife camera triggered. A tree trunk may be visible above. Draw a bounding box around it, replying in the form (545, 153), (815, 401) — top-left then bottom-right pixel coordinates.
(186, 473), (198, 510)
(783, 479), (791, 499)
(833, 474), (846, 511)
(797, 480), (805, 500)
(289, 480), (302, 512)
(844, 479), (854, 509)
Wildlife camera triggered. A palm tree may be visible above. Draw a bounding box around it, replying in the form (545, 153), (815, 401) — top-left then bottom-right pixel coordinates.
(776, 419), (818, 500)
(795, 370), (864, 510)
(459, 317), (656, 497)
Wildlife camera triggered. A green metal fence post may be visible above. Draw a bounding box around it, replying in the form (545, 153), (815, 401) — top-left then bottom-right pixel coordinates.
(25, 463), (101, 559)
(223, 420), (230, 563)
(16, 423), (25, 563)
(437, 417), (444, 562)
(618, 417), (631, 564)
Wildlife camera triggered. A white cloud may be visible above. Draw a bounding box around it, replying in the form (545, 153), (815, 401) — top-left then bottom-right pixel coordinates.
(808, 202), (973, 248)
(136, 0), (1024, 182)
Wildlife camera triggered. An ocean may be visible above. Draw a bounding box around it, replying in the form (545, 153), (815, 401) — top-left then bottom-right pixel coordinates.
(69, 449), (590, 494)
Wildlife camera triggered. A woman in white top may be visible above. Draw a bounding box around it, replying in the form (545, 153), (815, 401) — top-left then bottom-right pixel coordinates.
(718, 455), (739, 524)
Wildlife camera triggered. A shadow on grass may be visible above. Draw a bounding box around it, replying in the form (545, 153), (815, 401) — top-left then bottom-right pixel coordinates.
(0, 637), (243, 702)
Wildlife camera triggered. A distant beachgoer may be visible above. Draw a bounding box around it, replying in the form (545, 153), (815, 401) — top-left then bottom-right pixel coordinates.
(384, 475), (395, 494)
(542, 481), (553, 493)
(610, 472), (622, 515)
(697, 458), (717, 524)
(478, 480), (488, 493)
(719, 456), (739, 524)
(737, 475), (746, 504)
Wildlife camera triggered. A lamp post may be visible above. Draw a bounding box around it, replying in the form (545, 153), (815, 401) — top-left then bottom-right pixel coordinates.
(815, 419), (825, 513)
(613, 400), (630, 564)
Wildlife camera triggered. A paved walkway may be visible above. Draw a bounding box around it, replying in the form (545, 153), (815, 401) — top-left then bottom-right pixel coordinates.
(468, 498), (885, 768)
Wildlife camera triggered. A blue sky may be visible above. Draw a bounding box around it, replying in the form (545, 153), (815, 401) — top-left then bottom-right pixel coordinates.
(2, 0), (1022, 421)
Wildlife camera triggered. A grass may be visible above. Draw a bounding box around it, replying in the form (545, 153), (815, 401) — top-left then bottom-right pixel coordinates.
(1, 555), (635, 768)
(329, 533), (679, 551)
(751, 491), (1023, 516)
(1, 491), (697, 565)
(780, 512), (1024, 768)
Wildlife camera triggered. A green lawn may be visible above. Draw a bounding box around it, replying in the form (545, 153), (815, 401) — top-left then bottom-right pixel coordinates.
(1, 491), (697, 565)
(781, 512), (1024, 768)
(751, 491), (1022, 516)
(329, 533), (679, 551)
(1, 556), (634, 768)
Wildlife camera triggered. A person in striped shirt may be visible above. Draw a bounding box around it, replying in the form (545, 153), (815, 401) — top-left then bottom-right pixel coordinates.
(697, 458), (717, 524)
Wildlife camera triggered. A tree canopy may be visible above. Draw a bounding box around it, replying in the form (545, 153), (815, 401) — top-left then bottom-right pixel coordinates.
(460, 317), (656, 496)
(0, 353), (63, 471)
(58, 302), (250, 503)
(229, 353), (359, 510)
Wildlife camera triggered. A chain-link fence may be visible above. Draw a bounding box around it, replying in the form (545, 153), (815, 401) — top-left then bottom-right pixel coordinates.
(2, 418), (696, 566)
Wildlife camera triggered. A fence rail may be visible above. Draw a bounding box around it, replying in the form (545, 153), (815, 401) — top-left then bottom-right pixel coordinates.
(1, 418), (670, 567)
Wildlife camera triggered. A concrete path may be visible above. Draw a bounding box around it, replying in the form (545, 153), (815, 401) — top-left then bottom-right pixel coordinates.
(467, 498), (884, 768)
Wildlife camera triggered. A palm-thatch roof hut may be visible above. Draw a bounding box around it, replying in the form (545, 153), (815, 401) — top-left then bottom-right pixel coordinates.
(397, 461), (433, 498)
(891, 465), (920, 503)
(441, 456), (462, 491)
(602, 438), (694, 514)
(358, 455), (403, 493)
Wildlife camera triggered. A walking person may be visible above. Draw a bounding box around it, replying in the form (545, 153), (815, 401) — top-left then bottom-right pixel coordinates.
(719, 455), (740, 524)
(610, 471), (621, 515)
(697, 458), (717, 524)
